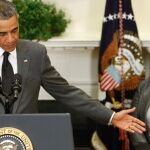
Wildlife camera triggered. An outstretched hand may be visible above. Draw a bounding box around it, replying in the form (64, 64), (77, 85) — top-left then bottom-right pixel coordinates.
(112, 107), (146, 134)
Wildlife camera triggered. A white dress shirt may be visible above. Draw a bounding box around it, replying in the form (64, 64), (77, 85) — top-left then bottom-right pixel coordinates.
(0, 47), (18, 78)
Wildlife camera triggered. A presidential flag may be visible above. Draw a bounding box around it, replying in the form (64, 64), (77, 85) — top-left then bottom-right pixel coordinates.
(99, 0), (145, 95)
(97, 0), (145, 149)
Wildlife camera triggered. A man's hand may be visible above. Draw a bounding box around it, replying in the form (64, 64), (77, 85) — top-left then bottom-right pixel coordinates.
(112, 107), (146, 134)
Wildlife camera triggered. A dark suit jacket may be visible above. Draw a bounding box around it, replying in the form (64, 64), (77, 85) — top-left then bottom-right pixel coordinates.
(0, 39), (113, 125)
(129, 77), (150, 150)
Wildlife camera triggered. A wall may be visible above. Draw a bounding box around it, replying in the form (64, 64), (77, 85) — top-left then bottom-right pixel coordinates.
(42, 0), (150, 41)
(43, 0), (104, 40)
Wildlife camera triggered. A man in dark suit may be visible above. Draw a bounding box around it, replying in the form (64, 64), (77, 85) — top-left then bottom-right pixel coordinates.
(129, 77), (150, 149)
(0, 0), (146, 133)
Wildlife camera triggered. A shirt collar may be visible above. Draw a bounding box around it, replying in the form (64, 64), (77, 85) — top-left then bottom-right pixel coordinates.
(0, 47), (17, 59)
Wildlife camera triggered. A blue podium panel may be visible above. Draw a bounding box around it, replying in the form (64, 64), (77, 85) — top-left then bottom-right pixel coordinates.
(0, 113), (74, 150)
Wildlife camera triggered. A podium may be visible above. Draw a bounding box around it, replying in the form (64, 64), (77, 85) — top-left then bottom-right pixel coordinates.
(0, 113), (74, 150)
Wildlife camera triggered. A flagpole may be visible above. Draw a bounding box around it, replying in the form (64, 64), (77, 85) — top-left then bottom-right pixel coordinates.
(119, 0), (125, 107)
(119, 1), (130, 150)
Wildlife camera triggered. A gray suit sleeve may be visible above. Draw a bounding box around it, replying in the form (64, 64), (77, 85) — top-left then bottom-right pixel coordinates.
(40, 48), (114, 125)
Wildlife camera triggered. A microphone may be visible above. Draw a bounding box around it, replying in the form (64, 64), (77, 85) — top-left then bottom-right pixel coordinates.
(12, 73), (22, 100)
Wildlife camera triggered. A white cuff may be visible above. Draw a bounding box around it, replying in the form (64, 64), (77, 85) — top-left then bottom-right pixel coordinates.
(108, 112), (116, 125)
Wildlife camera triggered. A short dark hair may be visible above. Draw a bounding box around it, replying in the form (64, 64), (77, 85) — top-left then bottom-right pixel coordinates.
(0, 0), (18, 19)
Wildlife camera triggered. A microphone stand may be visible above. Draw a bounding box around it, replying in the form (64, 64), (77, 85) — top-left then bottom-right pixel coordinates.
(4, 96), (10, 114)
(1, 91), (15, 114)
(4, 94), (18, 114)
(4, 88), (21, 114)
(0, 78), (10, 114)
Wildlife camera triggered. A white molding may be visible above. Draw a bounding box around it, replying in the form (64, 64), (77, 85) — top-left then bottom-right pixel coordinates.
(40, 40), (99, 48)
(40, 40), (150, 48)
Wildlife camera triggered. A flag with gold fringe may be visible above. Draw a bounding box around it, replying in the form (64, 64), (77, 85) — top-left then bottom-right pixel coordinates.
(97, 0), (145, 150)
(99, 0), (145, 110)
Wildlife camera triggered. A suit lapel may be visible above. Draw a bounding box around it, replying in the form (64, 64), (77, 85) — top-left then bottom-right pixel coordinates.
(140, 83), (150, 123)
(12, 40), (30, 113)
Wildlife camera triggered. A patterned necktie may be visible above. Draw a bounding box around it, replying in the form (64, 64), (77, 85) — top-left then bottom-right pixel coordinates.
(2, 52), (14, 97)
